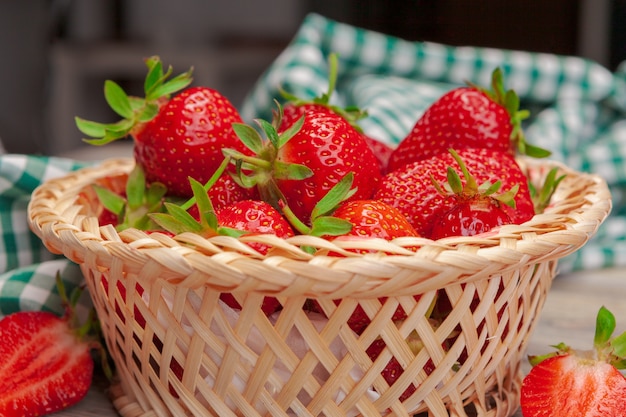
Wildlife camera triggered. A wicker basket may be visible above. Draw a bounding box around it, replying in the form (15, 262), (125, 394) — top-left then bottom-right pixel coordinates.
(28, 157), (610, 417)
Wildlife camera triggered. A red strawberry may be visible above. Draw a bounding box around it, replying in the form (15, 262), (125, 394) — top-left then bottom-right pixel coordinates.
(0, 279), (103, 417)
(153, 189), (295, 315)
(226, 54), (381, 224)
(217, 199), (295, 315)
(431, 202), (512, 239)
(387, 68), (549, 172)
(209, 174), (259, 212)
(277, 106), (381, 222)
(98, 206), (120, 227)
(520, 306), (626, 417)
(375, 147), (534, 237)
(428, 149), (519, 239)
(217, 199), (296, 255)
(76, 56), (251, 197)
(300, 197), (422, 334)
(362, 134), (395, 174)
(329, 199), (420, 250)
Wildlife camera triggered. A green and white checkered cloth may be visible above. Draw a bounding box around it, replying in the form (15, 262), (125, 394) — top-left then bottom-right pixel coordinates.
(2, 12), (625, 316)
(0, 155), (89, 317)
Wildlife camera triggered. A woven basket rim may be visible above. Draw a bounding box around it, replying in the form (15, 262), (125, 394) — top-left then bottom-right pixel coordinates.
(27, 157), (611, 297)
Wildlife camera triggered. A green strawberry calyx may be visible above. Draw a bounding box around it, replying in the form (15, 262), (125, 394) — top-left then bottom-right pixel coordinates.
(93, 164), (168, 232)
(280, 53), (367, 127)
(468, 67), (550, 159)
(279, 171), (355, 238)
(75, 56), (193, 145)
(529, 166), (567, 214)
(528, 306), (626, 369)
(222, 100), (313, 208)
(432, 148), (519, 209)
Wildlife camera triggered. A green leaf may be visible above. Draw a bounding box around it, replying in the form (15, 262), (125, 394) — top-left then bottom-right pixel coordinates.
(163, 203), (204, 232)
(277, 115), (305, 148)
(310, 172), (355, 220)
(310, 216), (353, 237)
(146, 182), (168, 207)
(219, 226), (248, 239)
(272, 161), (313, 181)
(257, 119), (279, 149)
(446, 167), (464, 194)
(75, 117), (107, 138)
(105, 119), (135, 134)
(232, 123), (265, 154)
(136, 103), (160, 122)
(126, 165), (147, 209)
(79, 119), (133, 144)
(150, 213), (191, 235)
(189, 177), (215, 229)
(128, 96), (145, 111)
(92, 185), (125, 215)
(104, 80), (133, 119)
(524, 143), (552, 158)
(611, 330), (626, 359)
(595, 306), (616, 348)
(325, 53), (339, 103)
(149, 71), (193, 100)
(504, 90), (520, 115)
(144, 57), (164, 95)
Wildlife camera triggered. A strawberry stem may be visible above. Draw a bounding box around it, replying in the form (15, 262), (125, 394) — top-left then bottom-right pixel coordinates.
(179, 156), (232, 211)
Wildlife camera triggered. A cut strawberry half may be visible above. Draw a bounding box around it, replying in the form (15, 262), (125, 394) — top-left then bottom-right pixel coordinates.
(0, 275), (107, 417)
(521, 306), (626, 417)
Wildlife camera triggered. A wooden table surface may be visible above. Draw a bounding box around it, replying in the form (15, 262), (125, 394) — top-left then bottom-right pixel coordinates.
(51, 267), (626, 417)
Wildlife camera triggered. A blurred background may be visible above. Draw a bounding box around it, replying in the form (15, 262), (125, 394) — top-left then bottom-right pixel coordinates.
(1, 0), (624, 158)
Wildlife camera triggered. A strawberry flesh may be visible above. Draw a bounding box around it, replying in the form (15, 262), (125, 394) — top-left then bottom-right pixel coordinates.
(0, 311), (94, 417)
(521, 353), (626, 417)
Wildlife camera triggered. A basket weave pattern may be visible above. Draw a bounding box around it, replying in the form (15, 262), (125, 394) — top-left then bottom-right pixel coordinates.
(28, 158), (611, 417)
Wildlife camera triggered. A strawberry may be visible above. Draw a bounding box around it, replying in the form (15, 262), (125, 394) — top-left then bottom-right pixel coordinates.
(208, 173), (259, 212)
(217, 199), (296, 255)
(329, 199), (420, 250)
(226, 54), (381, 224)
(218, 199), (296, 315)
(294, 186), (422, 333)
(0, 277), (105, 417)
(362, 134), (395, 174)
(151, 179), (295, 316)
(375, 147), (534, 238)
(520, 306), (626, 417)
(76, 56), (251, 197)
(227, 103), (381, 225)
(387, 68), (549, 173)
(428, 149), (519, 239)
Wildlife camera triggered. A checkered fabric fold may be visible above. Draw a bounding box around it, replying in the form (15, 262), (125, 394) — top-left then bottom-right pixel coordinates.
(2, 13), (625, 316)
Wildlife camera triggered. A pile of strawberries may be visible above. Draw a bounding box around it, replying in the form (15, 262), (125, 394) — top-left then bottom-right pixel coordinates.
(76, 55), (555, 246)
(4, 55), (622, 416)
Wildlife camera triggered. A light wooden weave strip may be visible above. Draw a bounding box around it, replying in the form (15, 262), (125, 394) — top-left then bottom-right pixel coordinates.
(27, 158), (611, 417)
